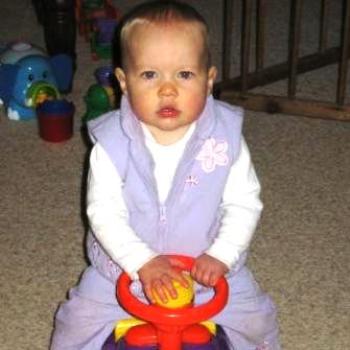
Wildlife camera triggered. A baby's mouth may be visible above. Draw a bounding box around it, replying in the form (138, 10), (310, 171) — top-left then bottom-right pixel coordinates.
(157, 107), (180, 118)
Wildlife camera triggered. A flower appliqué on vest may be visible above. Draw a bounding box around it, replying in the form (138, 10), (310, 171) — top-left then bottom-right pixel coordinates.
(195, 138), (229, 173)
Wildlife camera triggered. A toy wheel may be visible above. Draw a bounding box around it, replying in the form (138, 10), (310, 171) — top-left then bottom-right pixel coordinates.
(116, 255), (228, 326)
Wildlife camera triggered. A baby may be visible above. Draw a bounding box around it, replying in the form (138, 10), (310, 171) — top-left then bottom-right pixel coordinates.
(50, 1), (280, 349)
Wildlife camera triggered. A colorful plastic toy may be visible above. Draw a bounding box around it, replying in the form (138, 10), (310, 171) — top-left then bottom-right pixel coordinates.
(37, 99), (75, 142)
(105, 255), (230, 350)
(90, 18), (117, 60)
(83, 66), (116, 122)
(75, 0), (120, 42)
(0, 42), (73, 121)
(95, 65), (114, 86)
(83, 84), (112, 122)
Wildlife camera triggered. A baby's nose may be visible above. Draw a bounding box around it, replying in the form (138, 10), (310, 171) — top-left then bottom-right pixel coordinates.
(158, 81), (178, 97)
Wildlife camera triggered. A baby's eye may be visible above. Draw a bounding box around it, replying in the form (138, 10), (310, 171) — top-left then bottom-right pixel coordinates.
(141, 71), (157, 80)
(42, 71), (48, 79)
(178, 71), (194, 80)
(28, 74), (35, 81)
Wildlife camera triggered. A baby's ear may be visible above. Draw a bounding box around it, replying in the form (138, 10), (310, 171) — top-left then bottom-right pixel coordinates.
(207, 66), (217, 95)
(115, 68), (128, 95)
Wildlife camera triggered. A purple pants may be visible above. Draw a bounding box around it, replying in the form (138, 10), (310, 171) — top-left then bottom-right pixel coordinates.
(51, 266), (280, 350)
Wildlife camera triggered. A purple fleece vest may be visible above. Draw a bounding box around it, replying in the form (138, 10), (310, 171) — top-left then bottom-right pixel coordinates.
(87, 95), (244, 282)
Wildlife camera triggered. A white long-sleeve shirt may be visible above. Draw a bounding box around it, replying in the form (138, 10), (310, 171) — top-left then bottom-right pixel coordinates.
(87, 125), (263, 280)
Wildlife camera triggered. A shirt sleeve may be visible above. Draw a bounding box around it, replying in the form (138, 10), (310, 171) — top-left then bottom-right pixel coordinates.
(86, 143), (158, 280)
(205, 137), (263, 269)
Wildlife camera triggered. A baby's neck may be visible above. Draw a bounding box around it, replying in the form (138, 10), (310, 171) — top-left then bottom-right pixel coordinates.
(143, 124), (195, 146)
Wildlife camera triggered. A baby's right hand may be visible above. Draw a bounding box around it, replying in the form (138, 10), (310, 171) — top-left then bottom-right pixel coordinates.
(138, 255), (189, 304)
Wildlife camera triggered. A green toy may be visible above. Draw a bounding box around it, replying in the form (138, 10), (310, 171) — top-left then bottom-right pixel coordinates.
(82, 0), (104, 10)
(82, 83), (112, 122)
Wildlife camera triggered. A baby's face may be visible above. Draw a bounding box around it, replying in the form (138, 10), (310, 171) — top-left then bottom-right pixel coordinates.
(116, 21), (217, 144)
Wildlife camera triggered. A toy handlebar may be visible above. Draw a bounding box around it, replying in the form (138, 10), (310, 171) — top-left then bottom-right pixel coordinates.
(116, 255), (228, 326)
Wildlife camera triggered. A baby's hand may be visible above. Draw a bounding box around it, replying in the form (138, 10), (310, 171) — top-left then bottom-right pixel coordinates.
(138, 255), (189, 304)
(191, 254), (229, 287)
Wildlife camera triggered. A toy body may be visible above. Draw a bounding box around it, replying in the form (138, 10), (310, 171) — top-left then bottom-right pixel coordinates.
(90, 18), (117, 60)
(37, 99), (74, 142)
(0, 42), (73, 120)
(104, 256), (231, 350)
(76, 0), (119, 42)
(83, 66), (116, 122)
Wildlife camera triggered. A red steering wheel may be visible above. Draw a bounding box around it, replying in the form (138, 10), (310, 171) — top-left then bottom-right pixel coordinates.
(116, 255), (229, 350)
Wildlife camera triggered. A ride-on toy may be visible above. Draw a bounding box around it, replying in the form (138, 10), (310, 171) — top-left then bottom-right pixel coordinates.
(103, 255), (231, 350)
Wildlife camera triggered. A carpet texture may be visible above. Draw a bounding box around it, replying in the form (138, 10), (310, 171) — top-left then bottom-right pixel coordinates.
(0, 1), (349, 349)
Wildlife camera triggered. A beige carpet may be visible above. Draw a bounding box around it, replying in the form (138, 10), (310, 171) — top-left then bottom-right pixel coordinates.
(0, 1), (349, 349)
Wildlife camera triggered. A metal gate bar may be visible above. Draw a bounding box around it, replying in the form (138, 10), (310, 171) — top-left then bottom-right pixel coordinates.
(337, 0), (350, 106)
(241, 0), (253, 93)
(217, 0), (350, 121)
(288, 0), (302, 98)
(222, 0), (234, 80)
(256, 0), (266, 71)
(319, 0), (330, 52)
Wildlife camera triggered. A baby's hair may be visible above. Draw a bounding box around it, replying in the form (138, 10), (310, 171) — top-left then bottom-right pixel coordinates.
(114, 0), (211, 68)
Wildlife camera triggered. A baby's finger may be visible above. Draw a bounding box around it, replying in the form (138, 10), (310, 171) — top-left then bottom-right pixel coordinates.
(191, 264), (204, 282)
(144, 284), (156, 303)
(200, 269), (213, 286)
(152, 281), (169, 304)
(192, 266), (212, 286)
(190, 265), (199, 281)
(161, 274), (178, 299)
(172, 271), (190, 289)
(208, 271), (219, 286)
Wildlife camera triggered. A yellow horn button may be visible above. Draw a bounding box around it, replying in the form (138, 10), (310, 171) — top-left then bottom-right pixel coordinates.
(153, 274), (194, 309)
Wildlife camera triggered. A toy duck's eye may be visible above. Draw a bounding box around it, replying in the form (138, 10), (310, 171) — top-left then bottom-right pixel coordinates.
(42, 71), (48, 79)
(28, 74), (34, 81)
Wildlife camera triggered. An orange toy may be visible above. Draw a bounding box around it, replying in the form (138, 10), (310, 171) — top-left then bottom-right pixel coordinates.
(116, 255), (229, 350)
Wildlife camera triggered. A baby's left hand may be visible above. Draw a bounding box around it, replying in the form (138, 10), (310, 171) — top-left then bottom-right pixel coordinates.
(191, 254), (229, 287)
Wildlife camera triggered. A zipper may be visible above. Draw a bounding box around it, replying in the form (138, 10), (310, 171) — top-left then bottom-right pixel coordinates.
(159, 204), (167, 223)
(158, 204), (167, 251)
